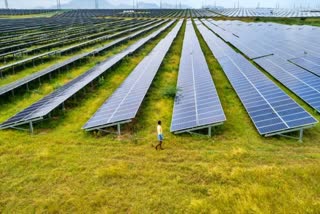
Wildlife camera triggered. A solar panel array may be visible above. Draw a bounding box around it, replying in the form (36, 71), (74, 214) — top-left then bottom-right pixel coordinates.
(197, 19), (317, 136)
(0, 21), (157, 77)
(0, 9), (58, 16)
(0, 20), (161, 97)
(255, 56), (320, 113)
(0, 18), (125, 56)
(205, 19), (320, 113)
(0, 20), (173, 130)
(206, 19), (320, 60)
(212, 8), (320, 17)
(83, 20), (183, 131)
(170, 20), (226, 134)
(56, 9), (220, 18)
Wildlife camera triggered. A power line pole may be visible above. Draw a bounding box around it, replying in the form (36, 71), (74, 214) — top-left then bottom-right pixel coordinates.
(95, 0), (99, 9)
(4, 0), (8, 9)
(56, 0), (60, 9)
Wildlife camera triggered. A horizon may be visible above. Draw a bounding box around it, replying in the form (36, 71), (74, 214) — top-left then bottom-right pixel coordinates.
(1, 0), (320, 9)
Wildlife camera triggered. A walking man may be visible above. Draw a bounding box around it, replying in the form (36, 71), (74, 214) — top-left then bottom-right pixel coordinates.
(155, 121), (164, 150)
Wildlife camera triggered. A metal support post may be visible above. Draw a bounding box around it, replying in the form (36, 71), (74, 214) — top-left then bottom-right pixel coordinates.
(29, 121), (34, 134)
(299, 129), (303, 143)
(117, 124), (121, 135)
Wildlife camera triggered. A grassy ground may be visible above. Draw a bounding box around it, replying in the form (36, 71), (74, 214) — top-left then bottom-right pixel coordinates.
(0, 18), (320, 213)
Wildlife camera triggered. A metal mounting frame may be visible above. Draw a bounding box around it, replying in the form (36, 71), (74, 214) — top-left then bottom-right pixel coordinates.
(173, 122), (224, 137)
(84, 120), (132, 135)
(1, 117), (44, 134)
(264, 125), (315, 142)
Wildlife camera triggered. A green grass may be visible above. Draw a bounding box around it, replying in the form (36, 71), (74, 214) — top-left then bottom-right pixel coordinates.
(0, 18), (320, 213)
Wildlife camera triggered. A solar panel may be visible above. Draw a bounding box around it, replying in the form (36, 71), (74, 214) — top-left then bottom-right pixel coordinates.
(290, 55), (320, 77)
(0, 20), (173, 132)
(83, 20), (183, 132)
(170, 20), (226, 135)
(196, 19), (317, 139)
(255, 55), (320, 113)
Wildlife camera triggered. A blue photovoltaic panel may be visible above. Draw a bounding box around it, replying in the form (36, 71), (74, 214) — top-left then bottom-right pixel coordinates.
(290, 55), (320, 77)
(83, 20), (182, 131)
(170, 20), (226, 133)
(197, 19), (317, 135)
(0, 20), (172, 130)
(255, 55), (320, 113)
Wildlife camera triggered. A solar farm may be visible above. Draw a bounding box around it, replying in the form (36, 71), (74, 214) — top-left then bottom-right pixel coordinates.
(0, 8), (320, 213)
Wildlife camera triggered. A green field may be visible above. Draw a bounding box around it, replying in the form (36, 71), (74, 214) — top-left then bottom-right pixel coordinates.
(0, 17), (320, 213)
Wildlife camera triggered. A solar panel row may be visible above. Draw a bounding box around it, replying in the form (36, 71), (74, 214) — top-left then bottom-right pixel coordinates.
(83, 20), (183, 132)
(0, 20), (173, 132)
(170, 20), (226, 134)
(0, 50), (57, 76)
(196, 19), (317, 139)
